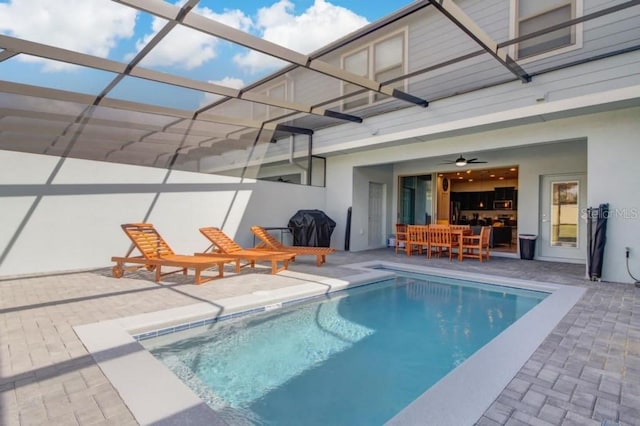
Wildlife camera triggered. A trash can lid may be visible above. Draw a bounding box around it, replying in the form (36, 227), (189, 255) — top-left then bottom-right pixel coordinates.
(519, 234), (537, 239)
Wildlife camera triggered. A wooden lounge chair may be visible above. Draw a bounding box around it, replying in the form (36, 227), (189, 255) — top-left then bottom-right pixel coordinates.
(198, 227), (294, 274)
(111, 223), (237, 285)
(250, 226), (336, 266)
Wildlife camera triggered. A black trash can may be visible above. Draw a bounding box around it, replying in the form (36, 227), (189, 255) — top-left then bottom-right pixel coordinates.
(288, 210), (336, 247)
(519, 234), (537, 260)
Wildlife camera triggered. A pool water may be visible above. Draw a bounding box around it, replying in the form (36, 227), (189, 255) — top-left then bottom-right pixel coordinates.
(142, 273), (547, 425)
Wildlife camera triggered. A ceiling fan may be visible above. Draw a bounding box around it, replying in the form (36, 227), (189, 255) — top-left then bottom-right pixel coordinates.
(441, 155), (488, 167)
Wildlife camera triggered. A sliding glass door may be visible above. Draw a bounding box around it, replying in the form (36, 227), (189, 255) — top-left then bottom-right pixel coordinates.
(398, 175), (432, 225)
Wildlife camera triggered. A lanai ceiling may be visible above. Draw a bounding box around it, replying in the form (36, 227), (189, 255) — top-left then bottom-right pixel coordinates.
(1, 0), (639, 175)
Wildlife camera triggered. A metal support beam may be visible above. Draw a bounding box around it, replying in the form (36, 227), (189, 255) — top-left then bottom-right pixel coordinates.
(427, 0), (531, 83)
(498, 0), (640, 48)
(117, 0), (428, 108)
(323, 110), (364, 123)
(0, 49), (19, 62)
(274, 124), (314, 136)
(0, 34), (359, 124)
(0, 80), (277, 131)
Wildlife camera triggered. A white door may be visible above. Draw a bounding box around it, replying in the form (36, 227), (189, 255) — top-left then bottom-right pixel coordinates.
(368, 182), (385, 247)
(539, 174), (587, 262)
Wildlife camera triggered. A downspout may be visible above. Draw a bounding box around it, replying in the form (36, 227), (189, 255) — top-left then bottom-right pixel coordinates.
(288, 135), (309, 184)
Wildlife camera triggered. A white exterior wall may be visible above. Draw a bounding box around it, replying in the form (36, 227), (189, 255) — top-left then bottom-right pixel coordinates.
(0, 152), (326, 277)
(313, 52), (640, 154)
(587, 109), (640, 284)
(325, 107), (640, 283)
(351, 165), (394, 251)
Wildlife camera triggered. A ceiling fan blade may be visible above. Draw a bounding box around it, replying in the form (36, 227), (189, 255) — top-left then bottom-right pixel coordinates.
(466, 158), (478, 162)
(439, 160), (455, 164)
(468, 160), (488, 164)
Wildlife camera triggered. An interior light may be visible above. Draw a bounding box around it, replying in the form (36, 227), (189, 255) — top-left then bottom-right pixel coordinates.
(466, 169), (471, 174)
(455, 157), (467, 167)
(490, 174), (495, 178)
(499, 176), (505, 180)
(468, 178), (473, 182)
(510, 167), (517, 171)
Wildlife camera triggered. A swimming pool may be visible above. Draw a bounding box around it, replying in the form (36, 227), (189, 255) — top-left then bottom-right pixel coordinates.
(74, 262), (585, 425)
(141, 271), (548, 425)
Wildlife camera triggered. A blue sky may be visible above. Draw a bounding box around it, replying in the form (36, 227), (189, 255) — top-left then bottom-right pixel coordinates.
(0, 0), (415, 109)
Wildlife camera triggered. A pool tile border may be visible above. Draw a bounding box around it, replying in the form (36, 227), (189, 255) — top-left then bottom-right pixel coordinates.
(133, 306), (267, 342)
(132, 275), (390, 343)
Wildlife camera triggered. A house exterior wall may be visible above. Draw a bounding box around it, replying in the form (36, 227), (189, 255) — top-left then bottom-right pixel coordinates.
(245, 0), (640, 144)
(351, 165), (394, 251)
(196, 0), (640, 189)
(312, 51), (640, 155)
(586, 108), (640, 284)
(325, 106), (640, 283)
(0, 151), (326, 277)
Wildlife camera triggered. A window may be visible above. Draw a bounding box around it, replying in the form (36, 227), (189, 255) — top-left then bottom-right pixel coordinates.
(252, 81), (287, 120)
(267, 82), (286, 118)
(342, 31), (406, 110)
(551, 181), (579, 247)
(343, 48), (369, 110)
(373, 35), (404, 102)
(514, 0), (582, 60)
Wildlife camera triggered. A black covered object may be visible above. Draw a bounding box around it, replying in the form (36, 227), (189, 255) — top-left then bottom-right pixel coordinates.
(588, 203), (609, 280)
(519, 234), (537, 260)
(345, 207), (352, 251)
(288, 210), (336, 247)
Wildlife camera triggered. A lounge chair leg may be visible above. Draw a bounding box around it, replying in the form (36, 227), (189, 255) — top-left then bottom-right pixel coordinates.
(155, 266), (162, 282)
(112, 264), (124, 278)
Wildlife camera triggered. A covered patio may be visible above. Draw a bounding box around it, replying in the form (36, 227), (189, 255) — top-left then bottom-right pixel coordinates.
(2, 0), (640, 424)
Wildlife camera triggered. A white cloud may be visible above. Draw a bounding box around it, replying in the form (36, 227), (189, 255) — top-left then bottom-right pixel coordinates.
(234, 0), (369, 74)
(200, 77), (245, 107)
(0, 0), (136, 72)
(135, 5), (252, 70)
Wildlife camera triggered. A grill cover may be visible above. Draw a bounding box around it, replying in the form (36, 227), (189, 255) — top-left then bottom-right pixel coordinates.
(288, 210), (336, 247)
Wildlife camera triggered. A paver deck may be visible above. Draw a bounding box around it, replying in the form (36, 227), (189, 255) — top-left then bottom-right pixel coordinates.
(1, 249), (639, 425)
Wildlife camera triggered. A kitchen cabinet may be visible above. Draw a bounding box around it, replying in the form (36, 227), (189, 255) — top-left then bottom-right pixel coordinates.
(451, 191), (494, 210)
(494, 186), (515, 201)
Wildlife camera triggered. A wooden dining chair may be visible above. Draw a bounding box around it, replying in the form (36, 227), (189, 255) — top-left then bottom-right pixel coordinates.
(461, 226), (492, 262)
(395, 223), (408, 255)
(427, 224), (453, 261)
(407, 225), (430, 256)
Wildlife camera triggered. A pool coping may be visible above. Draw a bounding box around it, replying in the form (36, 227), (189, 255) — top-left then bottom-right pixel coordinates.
(73, 262), (585, 426)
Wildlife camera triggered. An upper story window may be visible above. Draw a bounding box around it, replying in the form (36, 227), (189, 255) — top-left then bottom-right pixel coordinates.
(342, 31), (406, 110)
(253, 81), (287, 120)
(513, 0), (583, 60)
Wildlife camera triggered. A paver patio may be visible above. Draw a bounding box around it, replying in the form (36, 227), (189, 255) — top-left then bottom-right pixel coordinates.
(1, 249), (638, 425)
